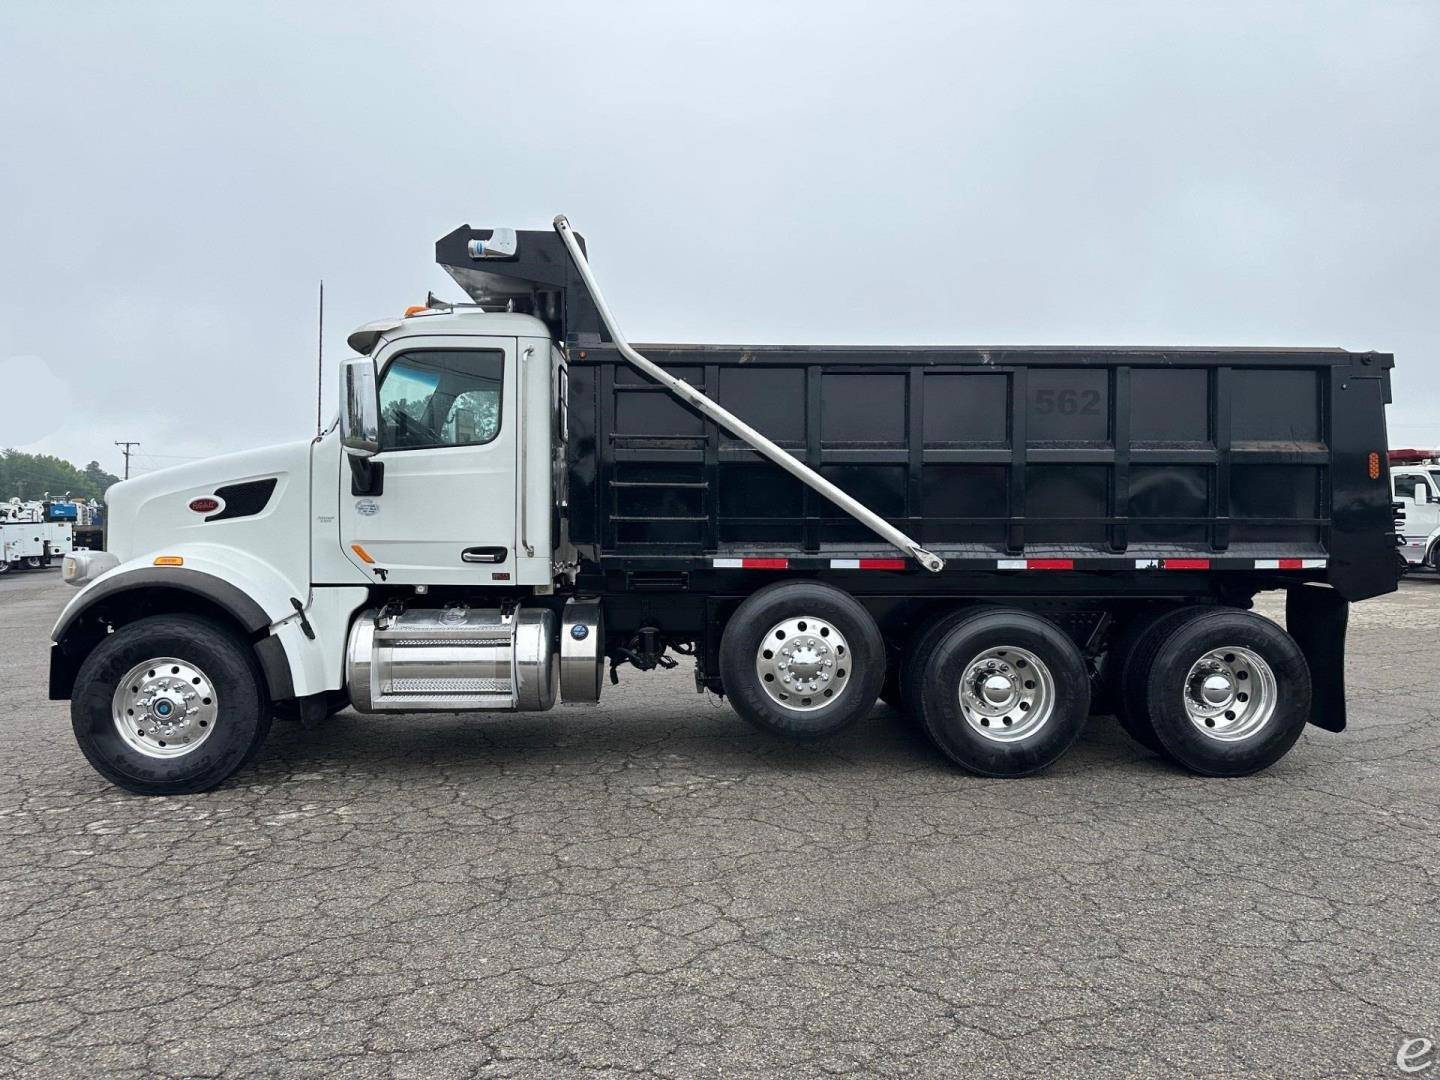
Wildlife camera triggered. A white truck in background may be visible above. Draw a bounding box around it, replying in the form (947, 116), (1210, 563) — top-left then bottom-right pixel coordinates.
(0, 498), (73, 575)
(1391, 463), (1440, 570)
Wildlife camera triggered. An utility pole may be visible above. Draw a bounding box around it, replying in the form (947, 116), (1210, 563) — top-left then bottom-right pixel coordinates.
(115, 441), (139, 480)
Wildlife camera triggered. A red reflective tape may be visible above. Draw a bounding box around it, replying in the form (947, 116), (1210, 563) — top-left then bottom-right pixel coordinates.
(1027, 559), (1073, 570)
(1162, 558), (1210, 570)
(858, 559), (906, 570)
(743, 558), (788, 569)
(1277, 558), (1303, 569)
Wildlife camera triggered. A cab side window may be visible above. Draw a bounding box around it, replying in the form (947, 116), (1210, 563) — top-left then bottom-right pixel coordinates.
(378, 350), (503, 451)
(1395, 475), (1421, 501)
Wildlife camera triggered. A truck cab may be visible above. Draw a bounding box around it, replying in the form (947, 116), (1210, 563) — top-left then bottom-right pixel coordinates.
(1391, 464), (1440, 569)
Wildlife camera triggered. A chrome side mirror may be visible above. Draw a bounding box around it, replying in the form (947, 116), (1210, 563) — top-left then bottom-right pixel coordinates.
(341, 358), (380, 458)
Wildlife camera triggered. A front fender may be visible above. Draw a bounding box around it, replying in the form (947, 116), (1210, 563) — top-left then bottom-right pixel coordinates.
(52, 544), (303, 643)
(50, 545), (366, 703)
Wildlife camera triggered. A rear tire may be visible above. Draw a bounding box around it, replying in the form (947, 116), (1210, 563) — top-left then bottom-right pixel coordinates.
(719, 581), (885, 739)
(1144, 610), (1311, 777)
(71, 615), (273, 795)
(22, 556), (44, 570)
(0, 560), (12, 576)
(910, 609), (1090, 777)
(1111, 606), (1216, 753)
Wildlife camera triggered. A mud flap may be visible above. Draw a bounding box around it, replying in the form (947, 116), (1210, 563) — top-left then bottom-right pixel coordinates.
(1286, 585), (1349, 732)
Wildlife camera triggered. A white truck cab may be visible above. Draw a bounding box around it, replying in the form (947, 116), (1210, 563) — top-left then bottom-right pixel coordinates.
(1391, 464), (1440, 569)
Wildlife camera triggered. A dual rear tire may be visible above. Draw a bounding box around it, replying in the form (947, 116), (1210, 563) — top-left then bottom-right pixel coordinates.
(1112, 608), (1311, 776)
(902, 608), (1091, 776)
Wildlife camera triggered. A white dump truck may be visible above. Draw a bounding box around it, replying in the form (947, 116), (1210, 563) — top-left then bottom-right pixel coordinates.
(49, 219), (1398, 795)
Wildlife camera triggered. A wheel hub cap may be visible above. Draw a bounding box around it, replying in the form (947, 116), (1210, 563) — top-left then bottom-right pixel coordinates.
(111, 657), (219, 759)
(1182, 646), (1277, 742)
(958, 647), (1053, 743)
(755, 616), (850, 712)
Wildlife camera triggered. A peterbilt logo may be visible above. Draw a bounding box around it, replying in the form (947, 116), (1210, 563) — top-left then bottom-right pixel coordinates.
(188, 497), (222, 515)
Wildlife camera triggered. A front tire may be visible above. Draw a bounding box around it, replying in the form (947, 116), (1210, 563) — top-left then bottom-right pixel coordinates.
(71, 615), (273, 795)
(22, 556), (44, 570)
(719, 581), (885, 739)
(910, 609), (1090, 777)
(1143, 610), (1311, 777)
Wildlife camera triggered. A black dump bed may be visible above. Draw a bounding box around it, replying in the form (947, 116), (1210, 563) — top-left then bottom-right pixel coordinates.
(434, 224), (1398, 602)
(564, 345), (1397, 601)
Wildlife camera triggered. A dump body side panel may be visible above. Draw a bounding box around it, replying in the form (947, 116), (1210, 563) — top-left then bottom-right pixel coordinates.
(566, 345), (1396, 602)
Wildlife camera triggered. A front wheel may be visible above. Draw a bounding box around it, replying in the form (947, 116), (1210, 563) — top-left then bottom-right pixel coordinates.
(22, 556), (45, 570)
(0, 560), (12, 576)
(71, 615), (273, 795)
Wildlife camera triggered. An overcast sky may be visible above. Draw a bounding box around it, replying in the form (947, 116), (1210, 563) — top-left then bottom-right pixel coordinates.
(2, 1), (1437, 478)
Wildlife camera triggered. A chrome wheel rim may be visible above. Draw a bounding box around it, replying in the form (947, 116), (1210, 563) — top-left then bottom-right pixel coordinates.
(755, 615), (851, 711)
(959, 646), (1053, 743)
(1182, 645), (1276, 742)
(22, 557), (43, 569)
(111, 657), (219, 759)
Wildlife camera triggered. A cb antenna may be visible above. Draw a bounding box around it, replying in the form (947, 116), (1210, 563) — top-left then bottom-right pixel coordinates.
(315, 279), (325, 437)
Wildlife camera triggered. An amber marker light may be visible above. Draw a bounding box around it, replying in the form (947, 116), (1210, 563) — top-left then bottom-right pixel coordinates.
(351, 544), (376, 564)
(1368, 452), (1381, 480)
(153, 556), (184, 566)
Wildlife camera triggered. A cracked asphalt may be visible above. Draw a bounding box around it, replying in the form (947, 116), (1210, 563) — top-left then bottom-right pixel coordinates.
(2, 571), (1437, 1079)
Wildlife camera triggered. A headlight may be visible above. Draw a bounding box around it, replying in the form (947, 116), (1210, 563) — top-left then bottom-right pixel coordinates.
(63, 551), (119, 588)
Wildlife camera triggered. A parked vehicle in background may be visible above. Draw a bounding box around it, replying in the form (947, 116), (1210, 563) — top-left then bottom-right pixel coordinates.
(1389, 452), (1440, 570)
(49, 219), (1399, 795)
(0, 499), (73, 574)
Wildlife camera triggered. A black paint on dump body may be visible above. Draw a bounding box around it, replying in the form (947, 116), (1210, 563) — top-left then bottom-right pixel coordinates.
(564, 345), (1397, 604)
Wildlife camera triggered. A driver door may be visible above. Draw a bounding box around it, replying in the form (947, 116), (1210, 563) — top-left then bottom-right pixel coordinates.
(340, 336), (517, 585)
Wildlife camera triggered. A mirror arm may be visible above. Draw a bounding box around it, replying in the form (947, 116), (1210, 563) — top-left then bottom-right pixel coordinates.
(349, 456), (383, 497)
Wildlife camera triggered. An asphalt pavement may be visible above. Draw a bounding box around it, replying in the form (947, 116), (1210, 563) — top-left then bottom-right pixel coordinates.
(1, 569), (1437, 1079)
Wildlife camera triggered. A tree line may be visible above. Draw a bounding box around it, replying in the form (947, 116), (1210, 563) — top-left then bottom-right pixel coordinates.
(0, 450), (120, 503)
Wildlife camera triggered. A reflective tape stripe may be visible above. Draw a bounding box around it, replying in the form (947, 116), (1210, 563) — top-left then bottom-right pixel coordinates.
(829, 558), (907, 570)
(1162, 558), (1210, 570)
(998, 559), (1073, 570)
(1254, 558), (1326, 569)
(713, 558), (788, 569)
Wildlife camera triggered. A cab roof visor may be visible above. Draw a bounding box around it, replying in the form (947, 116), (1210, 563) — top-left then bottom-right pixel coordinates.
(346, 319), (402, 355)
(434, 224), (603, 342)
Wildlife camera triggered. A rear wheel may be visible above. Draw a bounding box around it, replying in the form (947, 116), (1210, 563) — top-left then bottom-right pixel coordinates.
(909, 609), (1090, 776)
(72, 615), (273, 795)
(1144, 610), (1311, 777)
(0, 560), (12, 576)
(719, 581), (885, 739)
(22, 556), (44, 570)
(1110, 606), (1216, 753)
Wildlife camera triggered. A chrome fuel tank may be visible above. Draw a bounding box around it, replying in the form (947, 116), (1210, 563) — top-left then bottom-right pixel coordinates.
(345, 605), (558, 712)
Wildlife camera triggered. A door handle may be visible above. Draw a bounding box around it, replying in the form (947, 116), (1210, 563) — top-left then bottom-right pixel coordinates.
(461, 546), (508, 564)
